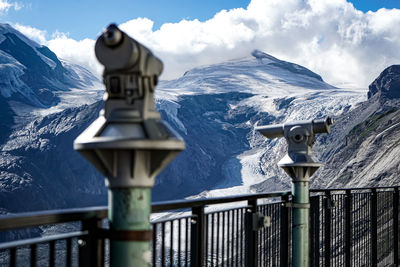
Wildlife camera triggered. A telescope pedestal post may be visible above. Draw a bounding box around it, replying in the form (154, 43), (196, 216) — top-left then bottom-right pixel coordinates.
(109, 187), (152, 267)
(290, 168), (312, 267)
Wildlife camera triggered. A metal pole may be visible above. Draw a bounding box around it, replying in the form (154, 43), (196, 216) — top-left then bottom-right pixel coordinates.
(109, 188), (152, 266)
(291, 170), (309, 267)
(280, 194), (290, 267)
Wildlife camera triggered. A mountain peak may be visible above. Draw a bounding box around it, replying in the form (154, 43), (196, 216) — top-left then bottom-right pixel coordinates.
(251, 50), (279, 61)
(368, 65), (400, 100)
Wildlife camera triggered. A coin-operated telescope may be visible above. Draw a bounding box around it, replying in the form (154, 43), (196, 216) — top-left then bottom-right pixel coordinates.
(74, 24), (185, 266)
(255, 116), (333, 267)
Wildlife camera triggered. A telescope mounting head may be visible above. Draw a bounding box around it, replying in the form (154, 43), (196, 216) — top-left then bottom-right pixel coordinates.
(95, 24), (163, 121)
(255, 116), (334, 180)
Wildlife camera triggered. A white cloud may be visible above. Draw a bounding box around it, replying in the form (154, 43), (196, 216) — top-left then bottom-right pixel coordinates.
(11, 0), (400, 88)
(0, 0), (23, 13)
(13, 23), (47, 44)
(116, 0), (400, 87)
(46, 32), (102, 77)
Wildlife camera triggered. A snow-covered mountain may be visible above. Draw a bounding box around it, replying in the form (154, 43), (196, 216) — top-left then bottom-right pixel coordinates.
(153, 50), (366, 199)
(2, 24), (397, 215)
(0, 24), (104, 213)
(0, 24), (101, 108)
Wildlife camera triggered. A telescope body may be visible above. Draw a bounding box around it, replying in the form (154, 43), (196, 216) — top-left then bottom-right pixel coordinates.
(255, 116), (334, 178)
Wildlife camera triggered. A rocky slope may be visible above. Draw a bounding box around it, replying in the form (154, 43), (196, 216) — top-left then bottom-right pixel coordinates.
(312, 65), (400, 188)
(0, 25), (103, 213)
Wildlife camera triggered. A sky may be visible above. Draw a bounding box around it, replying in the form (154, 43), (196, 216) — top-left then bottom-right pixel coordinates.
(1, 0), (400, 87)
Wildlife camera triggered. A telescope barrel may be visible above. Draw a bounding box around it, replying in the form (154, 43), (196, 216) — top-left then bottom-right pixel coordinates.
(255, 124), (284, 138)
(256, 116), (334, 139)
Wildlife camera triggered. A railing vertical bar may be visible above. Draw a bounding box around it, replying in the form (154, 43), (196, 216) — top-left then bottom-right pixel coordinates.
(367, 193), (370, 263)
(153, 224), (157, 267)
(79, 218), (102, 267)
(186, 218), (189, 267)
(190, 206), (205, 267)
(66, 238), (72, 267)
(236, 209), (241, 266)
(362, 193), (365, 265)
(9, 247), (16, 267)
(268, 205), (271, 267)
(222, 211), (225, 266)
(356, 194), (359, 266)
(394, 187), (399, 266)
(371, 188), (377, 267)
(240, 209), (243, 265)
(275, 204), (279, 266)
(230, 210), (233, 266)
(345, 190), (352, 267)
(358, 193), (361, 264)
(235, 209), (239, 267)
(170, 220), (174, 265)
(216, 212), (220, 266)
(30, 244), (36, 267)
(49, 240), (55, 267)
(178, 219), (181, 267)
(310, 195), (320, 267)
(264, 205), (267, 266)
(324, 191), (331, 267)
(245, 199), (258, 266)
(161, 222), (165, 267)
(205, 214), (208, 265)
(232, 210), (235, 266)
(211, 213), (214, 267)
(259, 205), (262, 266)
(280, 194), (289, 267)
(268, 204), (271, 266)
(227, 210), (230, 265)
(269, 204), (272, 266)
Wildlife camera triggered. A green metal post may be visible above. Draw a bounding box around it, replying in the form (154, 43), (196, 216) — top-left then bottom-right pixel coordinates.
(291, 170), (310, 267)
(109, 188), (152, 266)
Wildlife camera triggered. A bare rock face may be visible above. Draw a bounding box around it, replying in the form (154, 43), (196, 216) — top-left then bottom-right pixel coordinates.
(368, 65), (400, 100)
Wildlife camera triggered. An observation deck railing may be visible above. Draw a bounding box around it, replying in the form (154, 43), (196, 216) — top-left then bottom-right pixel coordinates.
(0, 186), (398, 266)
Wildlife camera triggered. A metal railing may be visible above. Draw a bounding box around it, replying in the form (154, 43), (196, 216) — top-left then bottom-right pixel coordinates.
(0, 186), (398, 266)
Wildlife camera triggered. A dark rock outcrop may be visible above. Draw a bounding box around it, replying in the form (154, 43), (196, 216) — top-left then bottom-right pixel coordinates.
(368, 65), (400, 100)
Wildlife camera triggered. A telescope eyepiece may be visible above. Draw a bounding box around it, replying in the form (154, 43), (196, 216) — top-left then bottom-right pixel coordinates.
(103, 24), (123, 47)
(327, 117), (335, 126)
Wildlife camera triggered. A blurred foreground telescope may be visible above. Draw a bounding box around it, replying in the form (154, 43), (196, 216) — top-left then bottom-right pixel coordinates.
(74, 24), (184, 266)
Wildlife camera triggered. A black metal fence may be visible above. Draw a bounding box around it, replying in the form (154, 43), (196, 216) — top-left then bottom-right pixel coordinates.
(0, 186), (398, 266)
(309, 187), (399, 267)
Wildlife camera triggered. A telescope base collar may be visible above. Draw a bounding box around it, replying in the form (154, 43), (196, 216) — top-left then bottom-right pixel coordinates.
(97, 229), (153, 241)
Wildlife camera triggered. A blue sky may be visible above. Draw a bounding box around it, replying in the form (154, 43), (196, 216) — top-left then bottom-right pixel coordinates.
(2, 0), (399, 40)
(4, 0), (250, 39)
(1, 0), (400, 87)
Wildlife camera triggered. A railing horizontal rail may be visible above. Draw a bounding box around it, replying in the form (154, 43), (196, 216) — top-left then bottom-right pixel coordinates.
(310, 186), (400, 193)
(0, 206), (107, 231)
(206, 205), (253, 215)
(151, 214), (194, 224)
(151, 191), (291, 212)
(0, 231), (87, 250)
